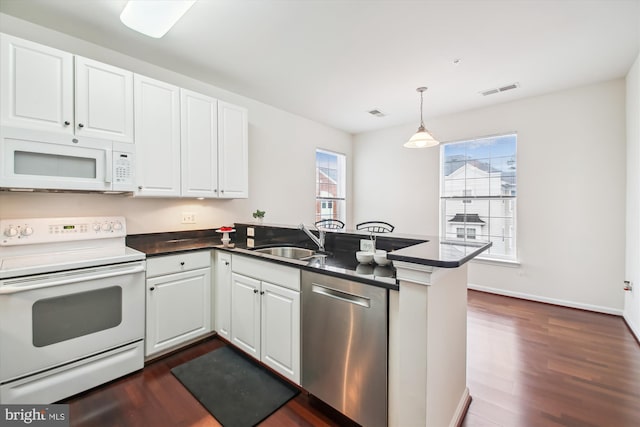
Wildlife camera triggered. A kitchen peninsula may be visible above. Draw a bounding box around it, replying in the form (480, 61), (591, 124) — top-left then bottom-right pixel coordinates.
(128, 223), (490, 427)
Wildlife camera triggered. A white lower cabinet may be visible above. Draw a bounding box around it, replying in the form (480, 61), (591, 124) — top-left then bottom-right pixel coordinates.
(231, 272), (261, 358)
(230, 255), (301, 384)
(260, 281), (300, 382)
(145, 251), (211, 357)
(214, 251), (232, 340)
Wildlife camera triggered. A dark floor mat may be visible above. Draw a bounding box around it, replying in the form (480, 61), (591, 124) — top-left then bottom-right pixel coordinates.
(171, 345), (299, 427)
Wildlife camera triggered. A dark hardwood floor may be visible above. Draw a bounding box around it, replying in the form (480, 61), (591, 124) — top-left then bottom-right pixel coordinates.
(63, 290), (640, 426)
(462, 291), (640, 427)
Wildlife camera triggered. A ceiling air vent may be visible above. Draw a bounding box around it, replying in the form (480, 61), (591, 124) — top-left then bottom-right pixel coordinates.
(480, 82), (520, 96)
(367, 109), (386, 117)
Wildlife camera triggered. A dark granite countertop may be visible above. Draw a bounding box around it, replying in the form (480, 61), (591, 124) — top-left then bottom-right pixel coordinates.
(387, 238), (492, 268)
(126, 225), (491, 290)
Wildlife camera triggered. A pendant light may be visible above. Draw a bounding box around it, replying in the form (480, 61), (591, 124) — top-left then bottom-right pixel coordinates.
(404, 87), (439, 148)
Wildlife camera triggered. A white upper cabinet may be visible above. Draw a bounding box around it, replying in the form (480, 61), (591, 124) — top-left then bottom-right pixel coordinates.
(1, 33), (249, 198)
(218, 101), (248, 198)
(181, 89), (219, 198)
(134, 74), (181, 197)
(75, 56), (134, 143)
(0, 34), (74, 133)
(0, 34), (134, 143)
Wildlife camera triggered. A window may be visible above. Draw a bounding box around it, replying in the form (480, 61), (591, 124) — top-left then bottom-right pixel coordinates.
(316, 149), (346, 223)
(441, 133), (517, 261)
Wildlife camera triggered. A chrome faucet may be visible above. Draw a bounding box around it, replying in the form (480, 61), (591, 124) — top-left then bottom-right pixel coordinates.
(299, 223), (325, 252)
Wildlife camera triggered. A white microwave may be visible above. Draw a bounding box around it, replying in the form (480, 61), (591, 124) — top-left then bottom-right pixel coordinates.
(0, 127), (135, 192)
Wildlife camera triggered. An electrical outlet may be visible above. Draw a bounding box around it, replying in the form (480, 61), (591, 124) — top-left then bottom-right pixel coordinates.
(360, 239), (375, 252)
(181, 212), (196, 224)
(247, 227), (255, 237)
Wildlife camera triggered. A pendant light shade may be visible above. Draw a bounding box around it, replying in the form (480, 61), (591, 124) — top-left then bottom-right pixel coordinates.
(404, 87), (439, 148)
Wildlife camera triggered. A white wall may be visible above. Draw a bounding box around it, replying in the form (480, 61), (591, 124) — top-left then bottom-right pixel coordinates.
(624, 52), (640, 338)
(0, 13), (353, 233)
(355, 80), (627, 313)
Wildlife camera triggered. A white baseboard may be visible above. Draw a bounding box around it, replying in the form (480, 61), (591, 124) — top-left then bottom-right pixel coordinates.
(468, 283), (623, 316)
(450, 387), (471, 427)
(623, 313), (640, 342)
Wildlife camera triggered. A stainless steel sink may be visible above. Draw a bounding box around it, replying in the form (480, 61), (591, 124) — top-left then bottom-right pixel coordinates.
(253, 246), (316, 260)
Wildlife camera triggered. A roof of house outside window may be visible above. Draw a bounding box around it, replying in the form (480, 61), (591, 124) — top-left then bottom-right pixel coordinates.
(448, 213), (486, 223)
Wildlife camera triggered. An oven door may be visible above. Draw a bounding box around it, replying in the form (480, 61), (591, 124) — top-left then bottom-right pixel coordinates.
(0, 127), (113, 191)
(0, 261), (145, 383)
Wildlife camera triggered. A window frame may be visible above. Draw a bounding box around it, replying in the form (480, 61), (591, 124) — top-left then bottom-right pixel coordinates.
(440, 133), (518, 262)
(315, 148), (346, 224)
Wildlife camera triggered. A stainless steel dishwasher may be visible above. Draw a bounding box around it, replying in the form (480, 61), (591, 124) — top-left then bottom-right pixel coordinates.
(301, 271), (388, 427)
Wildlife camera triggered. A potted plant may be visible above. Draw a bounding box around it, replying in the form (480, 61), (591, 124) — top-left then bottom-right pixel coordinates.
(252, 209), (266, 223)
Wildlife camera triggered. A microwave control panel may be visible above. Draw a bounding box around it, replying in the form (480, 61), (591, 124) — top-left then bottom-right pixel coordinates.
(112, 151), (135, 191)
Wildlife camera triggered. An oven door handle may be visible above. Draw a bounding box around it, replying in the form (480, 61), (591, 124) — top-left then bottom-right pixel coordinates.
(0, 264), (145, 294)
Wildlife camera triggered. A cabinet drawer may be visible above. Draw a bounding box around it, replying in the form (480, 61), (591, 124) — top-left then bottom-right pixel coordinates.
(147, 250), (211, 278)
(232, 255), (300, 292)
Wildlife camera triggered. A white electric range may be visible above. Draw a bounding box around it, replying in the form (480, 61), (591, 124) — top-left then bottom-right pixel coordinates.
(0, 216), (146, 404)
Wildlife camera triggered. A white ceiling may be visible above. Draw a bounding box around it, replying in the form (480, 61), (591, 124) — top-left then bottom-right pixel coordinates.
(1, 0), (639, 134)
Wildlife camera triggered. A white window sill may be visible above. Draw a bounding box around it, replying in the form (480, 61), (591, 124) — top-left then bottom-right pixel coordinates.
(471, 257), (521, 268)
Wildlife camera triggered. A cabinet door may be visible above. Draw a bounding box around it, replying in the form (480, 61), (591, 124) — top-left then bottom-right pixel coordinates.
(261, 281), (300, 384)
(146, 268), (211, 357)
(230, 272), (261, 358)
(0, 34), (73, 133)
(133, 74), (181, 197)
(75, 56), (134, 142)
(214, 251), (232, 340)
(181, 89), (218, 198)
(217, 101), (248, 198)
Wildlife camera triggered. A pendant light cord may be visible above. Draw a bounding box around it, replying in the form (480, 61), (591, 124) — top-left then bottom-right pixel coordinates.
(419, 90), (425, 128)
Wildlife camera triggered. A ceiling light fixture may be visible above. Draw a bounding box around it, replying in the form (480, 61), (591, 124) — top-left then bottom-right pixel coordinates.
(404, 87), (439, 148)
(120, 0), (197, 39)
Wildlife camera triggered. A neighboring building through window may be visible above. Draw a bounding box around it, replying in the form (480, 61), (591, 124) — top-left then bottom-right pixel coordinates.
(441, 134), (517, 260)
(316, 149), (346, 224)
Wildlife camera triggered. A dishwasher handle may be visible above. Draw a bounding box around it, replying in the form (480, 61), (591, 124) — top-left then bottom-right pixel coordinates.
(0, 264), (145, 295)
(311, 283), (371, 308)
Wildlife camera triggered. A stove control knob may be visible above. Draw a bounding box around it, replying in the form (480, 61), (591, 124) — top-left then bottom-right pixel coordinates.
(20, 226), (33, 236)
(112, 221), (123, 231)
(4, 227), (18, 237)
(101, 223), (112, 232)
(93, 223), (101, 232)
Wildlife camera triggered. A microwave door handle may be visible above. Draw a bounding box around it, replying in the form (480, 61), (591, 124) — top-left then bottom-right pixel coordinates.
(0, 264), (145, 295)
(105, 147), (113, 183)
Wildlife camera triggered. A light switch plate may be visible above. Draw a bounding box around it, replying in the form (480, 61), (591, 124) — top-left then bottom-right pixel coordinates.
(360, 239), (375, 252)
(181, 212), (196, 224)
